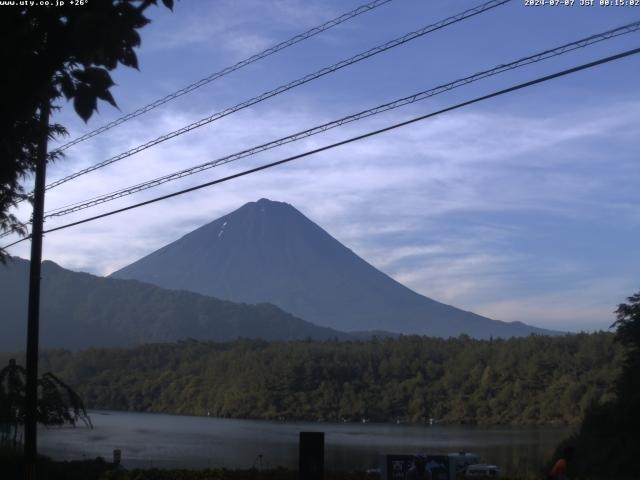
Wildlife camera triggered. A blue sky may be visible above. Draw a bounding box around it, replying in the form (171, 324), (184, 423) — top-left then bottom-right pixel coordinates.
(7, 0), (640, 331)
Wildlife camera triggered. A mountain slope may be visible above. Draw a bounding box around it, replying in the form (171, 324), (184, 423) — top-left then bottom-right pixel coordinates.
(111, 199), (556, 338)
(0, 257), (351, 351)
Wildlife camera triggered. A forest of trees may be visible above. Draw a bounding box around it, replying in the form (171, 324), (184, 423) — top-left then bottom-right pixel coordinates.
(549, 292), (640, 479)
(2, 332), (621, 426)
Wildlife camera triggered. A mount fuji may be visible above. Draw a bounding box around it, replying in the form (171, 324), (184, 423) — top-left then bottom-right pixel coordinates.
(111, 199), (555, 338)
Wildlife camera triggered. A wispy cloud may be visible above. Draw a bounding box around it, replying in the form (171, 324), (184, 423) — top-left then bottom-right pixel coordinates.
(7, 91), (640, 332)
(144, 0), (340, 58)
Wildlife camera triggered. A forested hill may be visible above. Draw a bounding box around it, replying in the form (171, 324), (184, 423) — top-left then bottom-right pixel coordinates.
(14, 333), (622, 426)
(0, 257), (351, 351)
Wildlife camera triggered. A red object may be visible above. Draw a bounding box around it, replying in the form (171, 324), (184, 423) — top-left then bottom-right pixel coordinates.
(550, 458), (567, 478)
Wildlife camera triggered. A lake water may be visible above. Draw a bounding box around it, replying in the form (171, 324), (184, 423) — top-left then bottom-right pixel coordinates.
(39, 411), (572, 476)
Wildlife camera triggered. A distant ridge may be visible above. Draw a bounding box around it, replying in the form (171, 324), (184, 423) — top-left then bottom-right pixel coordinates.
(0, 256), (352, 351)
(111, 198), (558, 338)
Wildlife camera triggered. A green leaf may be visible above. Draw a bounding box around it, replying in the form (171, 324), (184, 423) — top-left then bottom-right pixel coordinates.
(96, 88), (118, 109)
(59, 74), (76, 99)
(85, 67), (115, 90)
(71, 68), (88, 83)
(162, 0), (174, 10)
(120, 47), (139, 70)
(124, 29), (142, 48)
(72, 67), (114, 91)
(73, 86), (98, 122)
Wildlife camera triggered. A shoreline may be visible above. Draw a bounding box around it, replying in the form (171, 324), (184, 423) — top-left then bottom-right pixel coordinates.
(80, 408), (581, 428)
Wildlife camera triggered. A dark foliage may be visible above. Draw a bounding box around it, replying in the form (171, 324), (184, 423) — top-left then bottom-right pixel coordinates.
(0, 452), (529, 480)
(0, 454), (382, 480)
(0, 0), (173, 254)
(99, 467), (376, 480)
(548, 291), (640, 480)
(0, 452), (116, 480)
(4, 333), (621, 426)
(0, 359), (91, 449)
(611, 291), (640, 408)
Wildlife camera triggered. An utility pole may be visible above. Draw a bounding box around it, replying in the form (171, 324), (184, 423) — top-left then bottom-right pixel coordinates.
(24, 100), (50, 479)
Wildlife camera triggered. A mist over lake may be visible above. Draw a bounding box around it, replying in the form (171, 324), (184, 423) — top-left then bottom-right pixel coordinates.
(39, 410), (571, 476)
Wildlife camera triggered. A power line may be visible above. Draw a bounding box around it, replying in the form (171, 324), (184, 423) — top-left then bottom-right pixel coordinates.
(43, 20), (640, 218)
(42, 0), (511, 192)
(52, 0), (395, 154)
(4, 45), (638, 250)
(1, 235), (30, 249)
